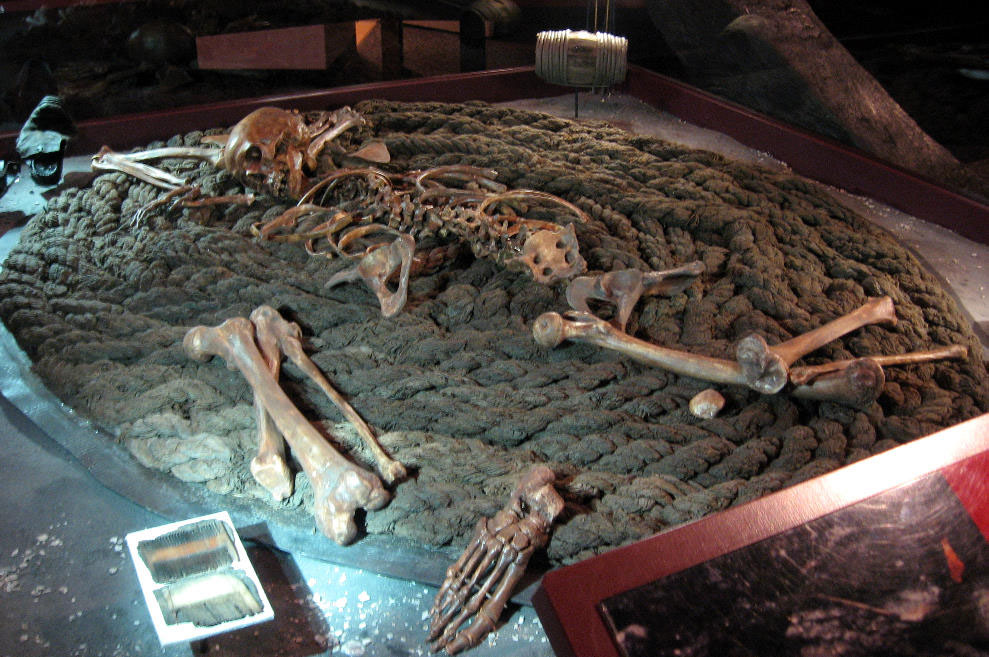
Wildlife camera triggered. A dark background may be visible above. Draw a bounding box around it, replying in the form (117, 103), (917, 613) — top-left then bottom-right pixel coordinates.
(1, 1), (986, 175)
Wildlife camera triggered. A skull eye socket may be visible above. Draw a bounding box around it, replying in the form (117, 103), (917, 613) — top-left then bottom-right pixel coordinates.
(244, 145), (262, 162)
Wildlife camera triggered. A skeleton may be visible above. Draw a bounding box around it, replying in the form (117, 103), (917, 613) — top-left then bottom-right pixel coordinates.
(429, 466), (564, 655)
(184, 306), (402, 544)
(91, 106), (381, 200)
(221, 106), (375, 198)
(252, 165), (590, 315)
(532, 298), (967, 409)
(93, 107), (590, 315)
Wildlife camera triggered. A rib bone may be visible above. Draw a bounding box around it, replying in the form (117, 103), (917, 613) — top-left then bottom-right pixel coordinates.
(788, 344), (967, 385)
(249, 306), (406, 484)
(184, 317), (389, 545)
(566, 261), (705, 331)
(736, 296), (897, 394)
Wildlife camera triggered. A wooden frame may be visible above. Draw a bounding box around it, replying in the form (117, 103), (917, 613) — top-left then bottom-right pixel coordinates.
(532, 413), (989, 657)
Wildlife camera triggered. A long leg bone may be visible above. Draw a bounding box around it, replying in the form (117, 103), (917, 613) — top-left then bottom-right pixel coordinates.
(790, 357), (886, 409)
(184, 317), (389, 545)
(788, 344), (967, 385)
(249, 318), (293, 501)
(249, 306), (406, 484)
(566, 261), (705, 331)
(534, 311), (749, 386)
(429, 465), (564, 655)
(533, 310), (890, 408)
(736, 296), (896, 394)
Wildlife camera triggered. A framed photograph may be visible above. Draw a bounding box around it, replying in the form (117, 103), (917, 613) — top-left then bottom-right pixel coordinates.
(534, 413), (989, 657)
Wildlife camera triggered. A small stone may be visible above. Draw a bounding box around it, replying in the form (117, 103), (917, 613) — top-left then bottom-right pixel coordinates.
(689, 388), (725, 419)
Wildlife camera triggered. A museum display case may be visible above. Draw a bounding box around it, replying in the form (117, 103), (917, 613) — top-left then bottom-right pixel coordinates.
(1, 1), (987, 656)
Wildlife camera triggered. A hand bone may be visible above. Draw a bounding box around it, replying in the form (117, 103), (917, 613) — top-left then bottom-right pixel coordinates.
(429, 465), (564, 655)
(249, 305), (406, 484)
(184, 316), (389, 545)
(566, 261), (705, 331)
(736, 296), (896, 394)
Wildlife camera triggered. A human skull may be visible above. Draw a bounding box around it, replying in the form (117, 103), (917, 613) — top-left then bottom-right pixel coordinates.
(222, 107), (315, 199)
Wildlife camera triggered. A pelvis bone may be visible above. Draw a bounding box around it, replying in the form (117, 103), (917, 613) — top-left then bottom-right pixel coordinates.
(566, 262), (705, 331)
(184, 308), (399, 545)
